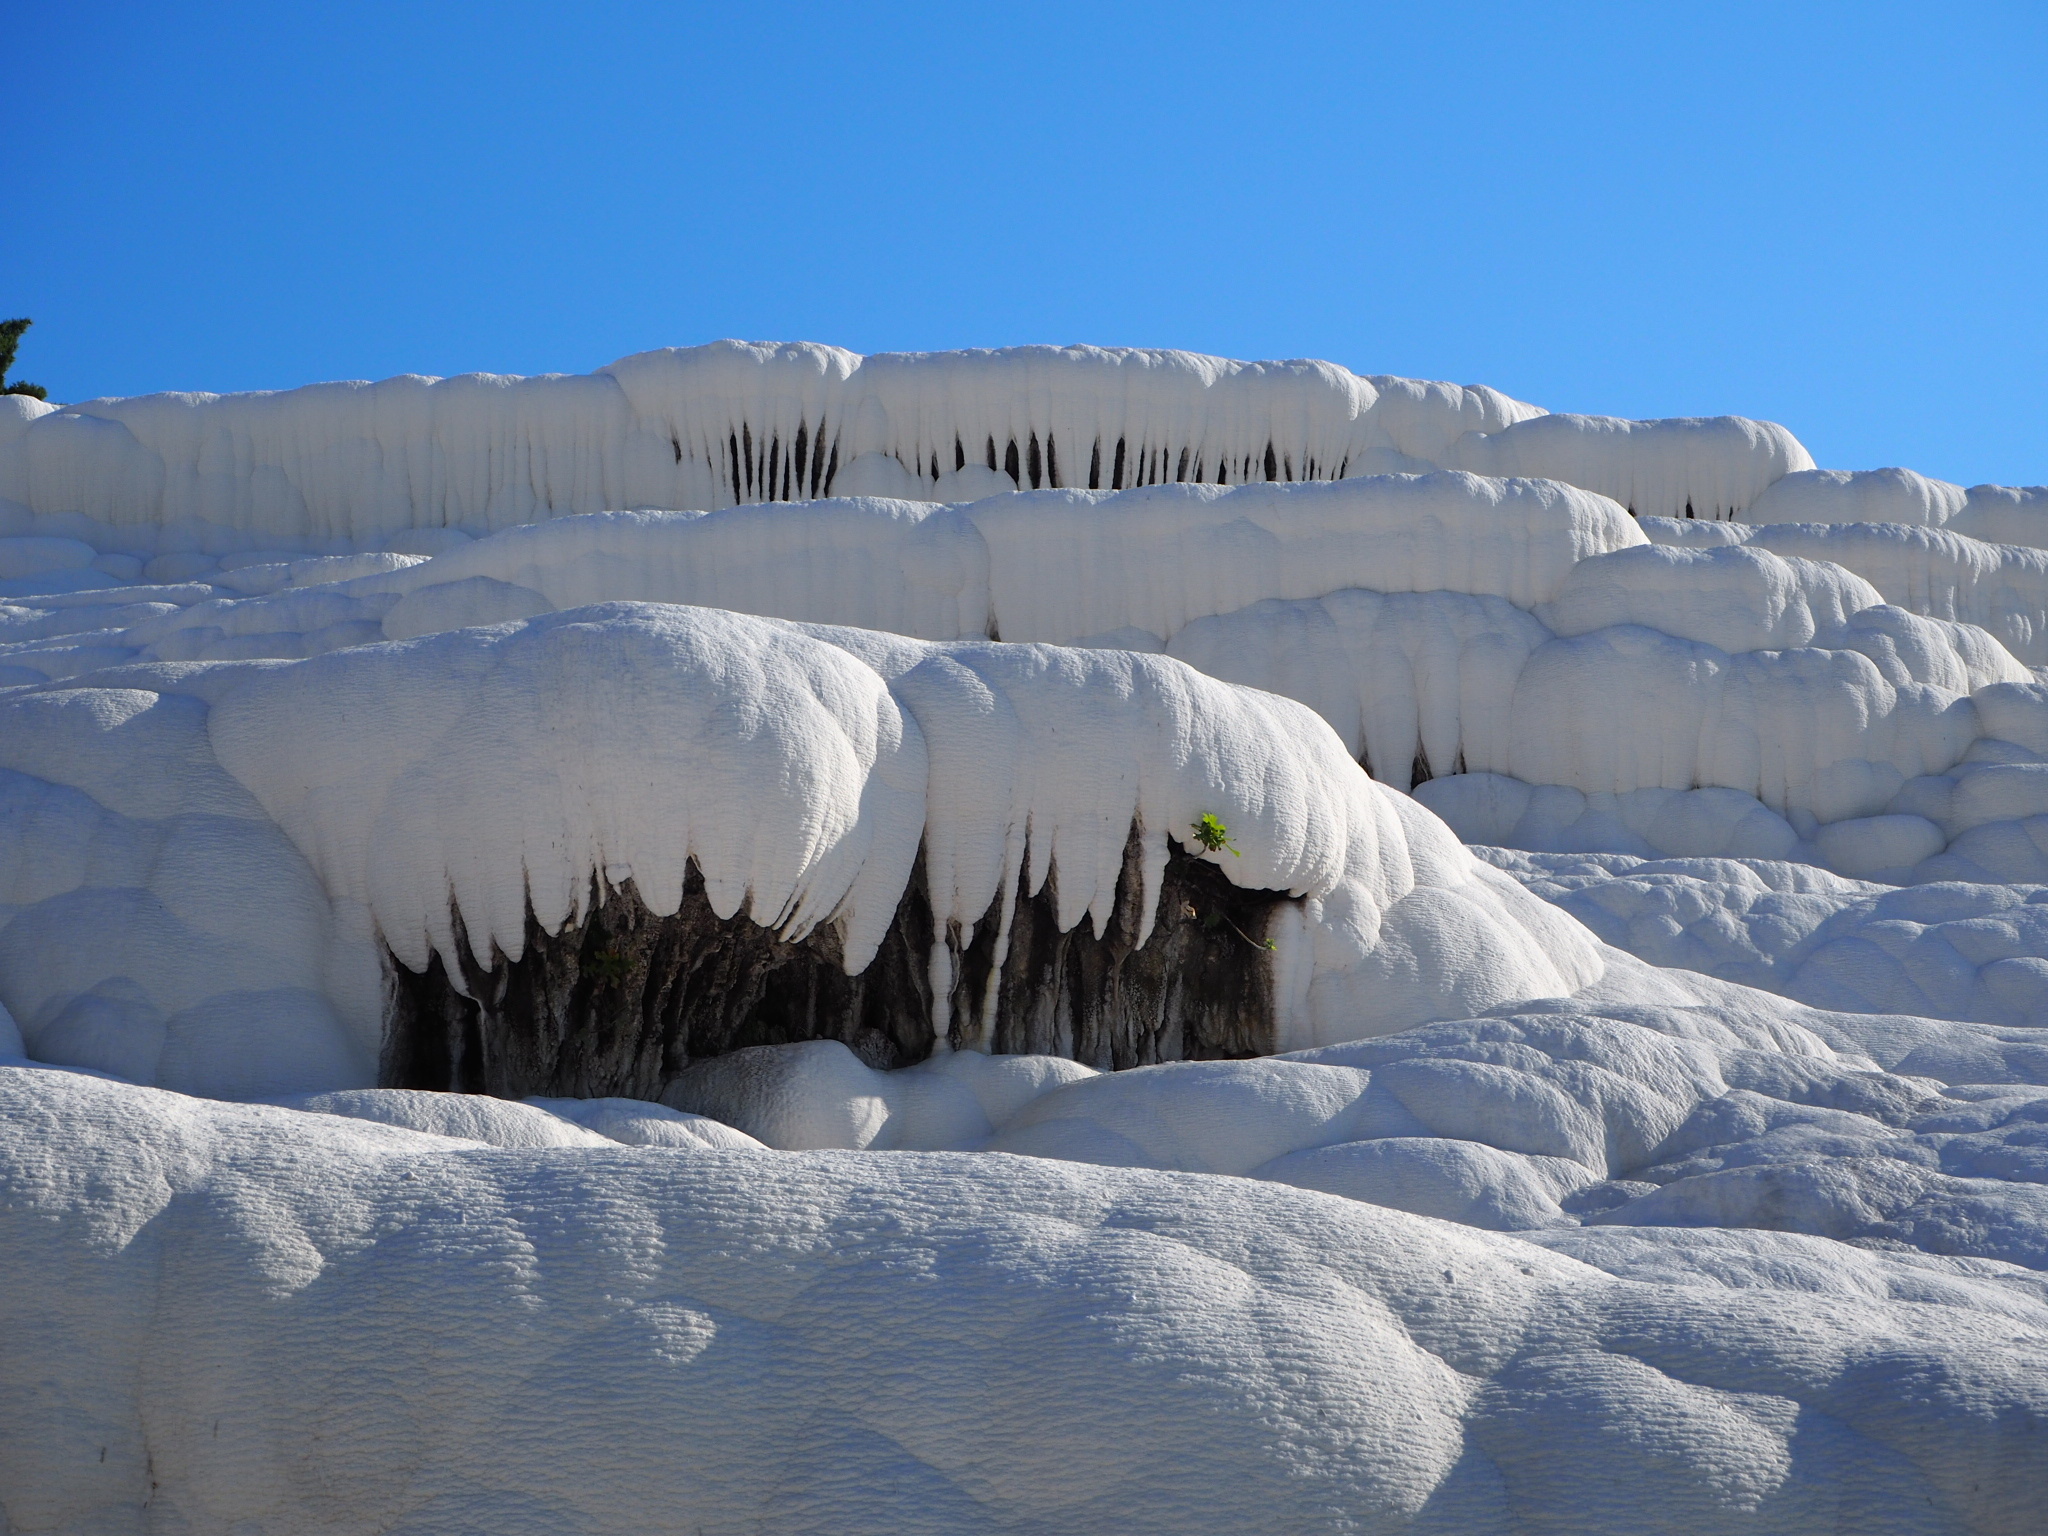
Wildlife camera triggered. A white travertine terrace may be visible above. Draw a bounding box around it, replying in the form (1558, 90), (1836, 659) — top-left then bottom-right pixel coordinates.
(6, 342), (2048, 1535)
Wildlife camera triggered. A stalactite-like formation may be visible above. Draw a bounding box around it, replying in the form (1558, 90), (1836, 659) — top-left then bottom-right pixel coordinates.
(381, 835), (1286, 1098)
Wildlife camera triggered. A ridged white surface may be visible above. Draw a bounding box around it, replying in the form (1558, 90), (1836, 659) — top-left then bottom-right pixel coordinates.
(1952, 483), (2048, 547)
(10, 472), (2048, 897)
(6, 1055), (2048, 1535)
(1741, 466), (1969, 528)
(1445, 412), (1814, 520)
(0, 340), (1815, 543)
(0, 601), (1601, 1095)
(8, 343), (2048, 1535)
(1480, 845), (2048, 1027)
(4, 1056), (2048, 1536)
(1644, 514), (2048, 666)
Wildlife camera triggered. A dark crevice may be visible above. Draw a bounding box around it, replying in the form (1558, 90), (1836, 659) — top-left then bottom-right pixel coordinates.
(693, 420), (1371, 506)
(955, 833), (1280, 1068)
(380, 830), (1288, 1096)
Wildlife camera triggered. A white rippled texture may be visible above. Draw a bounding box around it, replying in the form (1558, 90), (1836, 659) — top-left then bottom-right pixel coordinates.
(6, 1057), (2048, 1536)
(1951, 483), (2048, 548)
(1741, 467), (1970, 529)
(0, 600), (1601, 1094)
(1444, 412), (1814, 521)
(0, 339), (1818, 542)
(13, 468), (2048, 943)
(1642, 514), (2048, 667)
(1480, 845), (2048, 1027)
(10, 343), (2048, 1534)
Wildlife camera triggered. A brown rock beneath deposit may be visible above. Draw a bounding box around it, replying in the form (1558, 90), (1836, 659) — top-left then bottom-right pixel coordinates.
(381, 826), (1291, 1099)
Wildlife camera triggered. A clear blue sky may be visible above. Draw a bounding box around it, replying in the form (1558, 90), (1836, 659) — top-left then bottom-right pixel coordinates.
(8, 2), (2044, 486)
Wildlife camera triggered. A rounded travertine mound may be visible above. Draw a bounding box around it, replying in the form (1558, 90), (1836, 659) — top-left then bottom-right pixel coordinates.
(965, 473), (1644, 637)
(0, 340), (1806, 548)
(6, 343), (2048, 1040)
(210, 605), (1600, 1047)
(1539, 543), (1882, 653)
(1740, 466), (1970, 528)
(1503, 627), (1978, 822)
(210, 604), (929, 983)
(1653, 517), (2048, 668)
(10, 1061), (2048, 1536)
(1951, 483), (2048, 548)
(1444, 412), (1815, 521)
(4, 463), (2044, 915)
(1478, 844), (2048, 1024)
(0, 391), (58, 447)
(73, 469), (1646, 662)
(0, 602), (1601, 1097)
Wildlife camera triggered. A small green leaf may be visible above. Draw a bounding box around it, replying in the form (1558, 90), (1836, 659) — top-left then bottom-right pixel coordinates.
(1191, 813), (1240, 856)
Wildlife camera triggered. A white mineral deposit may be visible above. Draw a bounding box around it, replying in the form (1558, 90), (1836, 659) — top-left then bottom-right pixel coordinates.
(4, 343), (2046, 1533)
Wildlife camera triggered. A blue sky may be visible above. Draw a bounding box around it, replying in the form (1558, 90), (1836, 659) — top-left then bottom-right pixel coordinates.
(8, 2), (2044, 485)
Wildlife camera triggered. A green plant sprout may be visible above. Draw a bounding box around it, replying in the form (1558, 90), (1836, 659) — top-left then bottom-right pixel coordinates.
(1182, 899), (1275, 952)
(1185, 817), (1273, 948)
(1218, 913), (1276, 952)
(1190, 813), (1240, 856)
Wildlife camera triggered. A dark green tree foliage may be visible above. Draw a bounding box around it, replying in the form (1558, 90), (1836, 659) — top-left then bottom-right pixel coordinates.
(0, 319), (47, 400)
